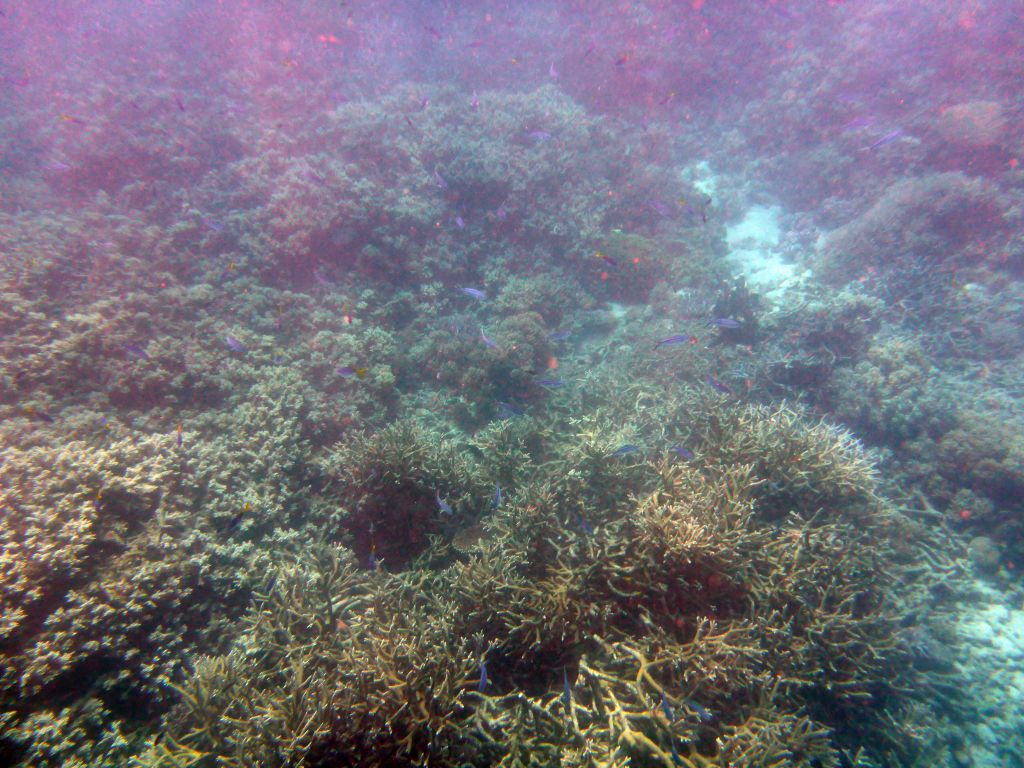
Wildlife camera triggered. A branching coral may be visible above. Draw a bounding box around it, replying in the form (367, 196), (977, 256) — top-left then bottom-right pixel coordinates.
(132, 547), (477, 768)
(314, 421), (491, 570)
(0, 431), (206, 766)
(146, 399), (944, 767)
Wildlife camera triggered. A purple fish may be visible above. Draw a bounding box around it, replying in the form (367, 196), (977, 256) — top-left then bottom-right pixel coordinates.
(670, 444), (694, 461)
(480, 328), (498, 349)
(647, 198), (670, 216)
(493, 205), (508, 221)
(460, 287), (487, 300)
(203, 218), (224, 232)
(123, 343), (150, 360)
(454, 215), (466, 229)
(470, 91), (479, 109)
(305, 168), (327, 184)
(526, 131), (553, 143)
(655, 334), (696, 348)
(611, 444), (640, 456)
(710, 318), (742, 329)
(224, 334), (246, 353)
(841, 115), (875, 132)
(863, 129), (903, 150)
(496, 401), (523, 419)
(706, 377), (732, 395)
(436, 490), (454, 516)
(548, 330), (572, 341)
(25, 405), (55, 423)
(536, 378), (563, 388)
(433, 168), (448, 190)
(574, 514), (594, 536)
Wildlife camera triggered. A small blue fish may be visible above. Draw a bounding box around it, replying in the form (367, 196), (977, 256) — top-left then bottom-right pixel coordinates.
(226, 502), (250, 534)
(841, 115), (876, 132)
(536, 378), (563, 388)
(574, 515), (594, 536)
(460, 287), (487, 300)
(611, 444), (640, 456)
(547, 330), (572, 341)
(863, 129), (903, 150)
(337, 366), (368, 379)
(705, 377), (731, 395)
(709, 318), (742, 329)
(123, 343), (150, 360)
(477, 661), (489, 692)
(224, 334), (246, 353)
(655, 334), (697, 348)
(433, 168), (448, 190)
(496, 401), (523, 420)
(202, 218), (224, 232)
(454, 215), (466, 229)
(492, 484), (502, 509)
(647, 198), (670, 217)
(671, 740), (682, 766)
(660, 690), (674, 722)
(683, 698), (712, 722)
(670, 444), (694, 461)
(367, 549), (378, 571)
(562, 668), (572, 712)
(436, 490), (454, 516)
(526, 130), (552, 143)
(480, 328), (498, 349)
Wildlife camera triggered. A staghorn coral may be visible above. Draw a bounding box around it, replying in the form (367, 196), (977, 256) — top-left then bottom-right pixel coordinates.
(144, 401), (945, 767)
(131, 547), (478, 768)
(0, 429), (207, 766)
(696, 402), (882, 522)
(314, 421), (492, 570)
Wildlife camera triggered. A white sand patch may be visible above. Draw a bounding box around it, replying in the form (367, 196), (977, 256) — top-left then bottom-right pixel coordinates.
(724, 204), (804, 293)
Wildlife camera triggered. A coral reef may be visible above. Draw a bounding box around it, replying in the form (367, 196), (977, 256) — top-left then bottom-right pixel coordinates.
(134, 402), (950, 767)
(0, 430), (203, 766)
(818, 172), (1008, 284)
(2, 7), (1019, 762)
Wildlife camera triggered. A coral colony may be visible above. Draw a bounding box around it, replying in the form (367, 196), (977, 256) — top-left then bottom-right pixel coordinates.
(1, 2), (1022, 767)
